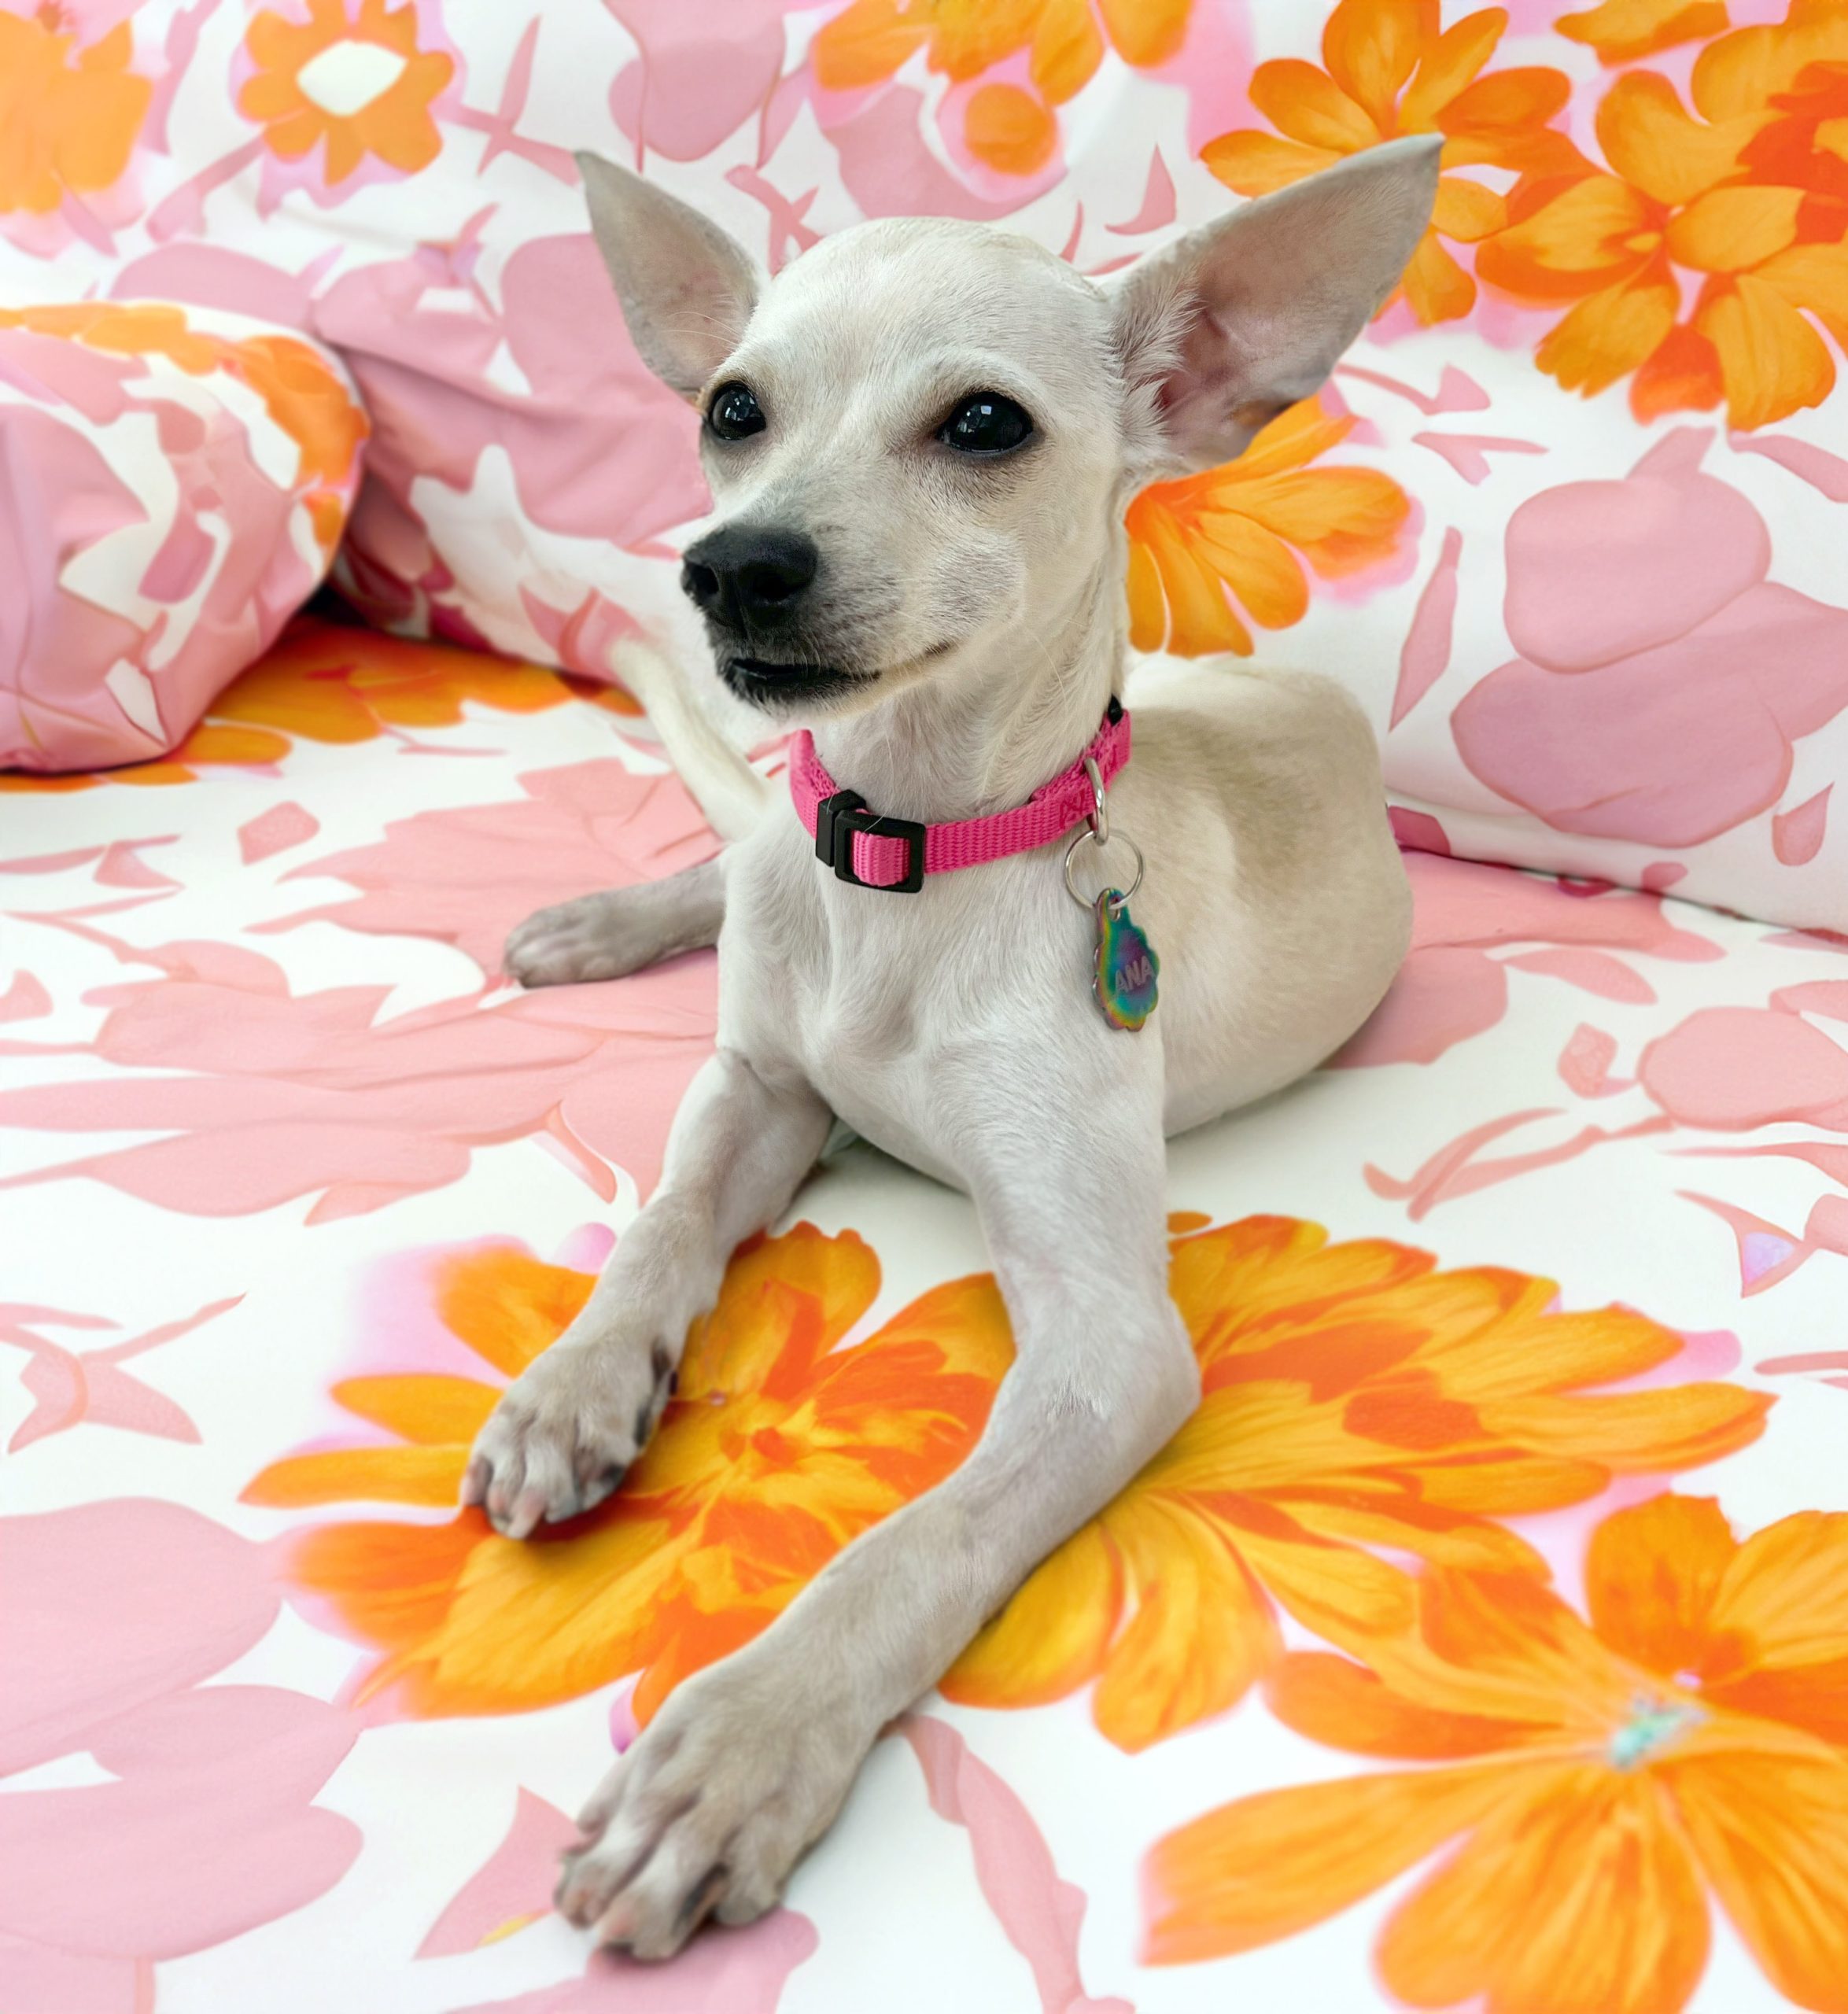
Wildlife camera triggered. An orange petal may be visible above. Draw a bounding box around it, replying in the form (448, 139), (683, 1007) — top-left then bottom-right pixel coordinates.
(1556, 0), (1728, 65)
(1475, 174), (1650, 297)
(1596, 70), (1752, 208)
(1666, 183), (1803, 272)
(1755, 238), (1848, 349)
(1480, 1384), (1769, 1477)
(1378, 1766), (1710, 2014)
(1030, 0), (1103, 105)
(1249, 57), (1379, 153)
(847, 1268), (1015, 1389)
(1700, 1507), (1848, 1741)
(1408, 1449), (1610, 1518)
(1096, 0), (1190, 67)
(1144, 1760), (1521, 1965)
(319, 1507), (681, 1717)
(1235, 1521), (1419, 1658)
(1451, 1289), (1649, 1405)
(1584, 1493), (1737, 1680)
(212, 650), (375, 742)
(164, 721), (295, 769)
(1401, 227), (1477, 321)
(927, 0), (1041, 81)
(630, 1595), (776, 1725)
(1630, 319), (1724, 419)
(330, 1373), (500, 1446)
(1093, 1498), (1282, 1750)
(1166, 1215), (1433, 1374)
(810, 0), (930, 89)
(1228, 467), (1410, 573)
(235, 333), (369, 486)
(943, 1521), (1122, 1709)
(31, 28), (150, 206)
(1188, 512), (1310, 630)
(1321, 0), (1425, 135)
(1270, 1649), (1544, 1758)
(1439, 64), (1573, 147)
(683, 1223), (880, 1400)
(1698, 271), (1836, 428)
(1282, 1482), (1554, 1571)
(1533, 265), (1680, 394)
(1664, 1751), (1848, 2013)
(1223, 394), (1355, 475)
(1125, 535), (1166, 651)
(1690, 8), (1848, 125)
(1123, 502), (1254, 656)
(0, 772), (97, 795)
(289, 1514), (479, 1657)
(1433, 171), (1507, 241)
(1200, 129), (1340, 194)
(962, 82), (1057, 176)
(242, 1444), (467, 1508)
(432, 1246), (595, 1380)
(1400, 6), (1506, 130)
(1389, 1567), (1636, 1730)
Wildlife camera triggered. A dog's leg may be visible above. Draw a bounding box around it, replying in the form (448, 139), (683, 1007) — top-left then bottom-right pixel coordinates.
(556, 1053), (1198, 1957)
(505, 857), (726, 987)
(462, 1047), (828, 1535)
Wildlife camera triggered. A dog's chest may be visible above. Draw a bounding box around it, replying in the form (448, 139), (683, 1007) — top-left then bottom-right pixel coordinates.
(720, 824), (1089, 1175)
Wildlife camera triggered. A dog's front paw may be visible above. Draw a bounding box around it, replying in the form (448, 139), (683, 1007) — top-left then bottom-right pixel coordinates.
(557, 1654), (868, 1958)
(461, 1333), (674, 1537)
(506, 893), (640, 987)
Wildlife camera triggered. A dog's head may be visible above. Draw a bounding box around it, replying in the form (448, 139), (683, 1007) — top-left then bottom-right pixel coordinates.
(580, 139), (1440, 718)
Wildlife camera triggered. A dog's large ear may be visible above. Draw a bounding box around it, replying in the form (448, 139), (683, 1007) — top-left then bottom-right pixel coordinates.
(1111, 136), (1442, 474)
(577, 151), (759, 401)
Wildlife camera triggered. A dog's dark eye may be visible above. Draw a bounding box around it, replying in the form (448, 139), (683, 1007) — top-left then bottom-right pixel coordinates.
(707, 382), (765, 441)
(939, 392), (1033, 456)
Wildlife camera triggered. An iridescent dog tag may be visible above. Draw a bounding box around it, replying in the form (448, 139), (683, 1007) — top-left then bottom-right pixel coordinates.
(1094, 888), (1159, 1031)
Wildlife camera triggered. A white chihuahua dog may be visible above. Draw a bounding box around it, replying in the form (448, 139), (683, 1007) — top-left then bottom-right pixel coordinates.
(467, 135), (1440, 1957)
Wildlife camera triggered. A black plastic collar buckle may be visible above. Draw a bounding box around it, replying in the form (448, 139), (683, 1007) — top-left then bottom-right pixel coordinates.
(815, 789), (926, 893)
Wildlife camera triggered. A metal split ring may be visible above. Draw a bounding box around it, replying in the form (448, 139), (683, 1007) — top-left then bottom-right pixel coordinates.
(1064, 824), (1145, 911)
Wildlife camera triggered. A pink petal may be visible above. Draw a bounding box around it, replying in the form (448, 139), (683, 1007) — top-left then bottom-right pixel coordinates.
(238, 802), (321, 865)
(1558, 1023), (1622, 1098)
(1504, 947), (1656, 1002)
(1332, 945), (1507, 1067)
(1391, 526), (1462, 729)
(1772, 784), (1831, 865)
(418, 1787), (579, 1958)
(900, 1714), (1131, 2014)
(0, 1500), (276, 1775)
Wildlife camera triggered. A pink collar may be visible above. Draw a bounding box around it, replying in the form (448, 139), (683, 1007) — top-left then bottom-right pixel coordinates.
(789, 700), (1131, 891)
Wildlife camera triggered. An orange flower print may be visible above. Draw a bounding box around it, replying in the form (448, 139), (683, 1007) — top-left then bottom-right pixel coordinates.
(244, 1225), (1013, 1720)
(1146, 1495), (1848, 2014)
(0, 615), (639, 794)
(813, 0), (1191, 176)
(239, 0), (454, 188)
(1556, 0), (1728, 66)
(1202, 0), (1584, 323)
(1123, 399), (1410, 657)
(943, 1217), (1767, 1752)
(1478, 0), (1848, 428)
(0, 11), (150, 219)
(212, 615), (640, 747)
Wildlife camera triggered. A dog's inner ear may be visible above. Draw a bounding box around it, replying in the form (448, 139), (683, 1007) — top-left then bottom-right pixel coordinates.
(1110, 136), (1443, 474)
(577, 150), (759, 402)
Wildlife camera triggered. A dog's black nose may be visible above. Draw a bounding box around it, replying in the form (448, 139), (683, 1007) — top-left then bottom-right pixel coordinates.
(681, 526), (818, 632)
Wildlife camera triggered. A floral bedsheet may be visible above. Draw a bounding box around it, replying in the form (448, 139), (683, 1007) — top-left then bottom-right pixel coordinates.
(3, 617), (1846, 2014)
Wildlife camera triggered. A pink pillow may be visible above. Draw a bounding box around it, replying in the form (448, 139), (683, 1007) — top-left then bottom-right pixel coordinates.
(0, 300), (366, 774)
